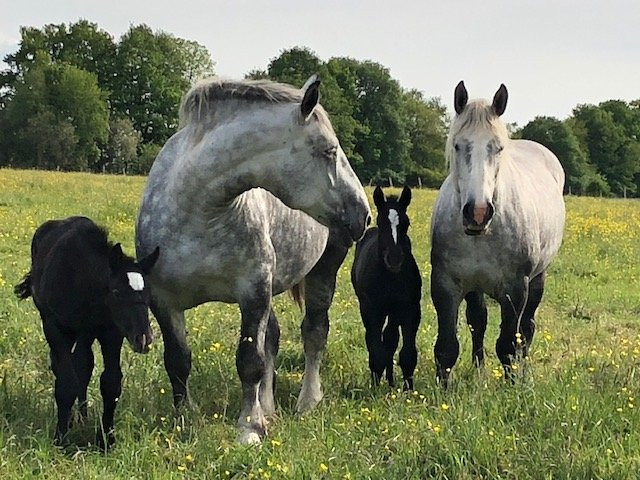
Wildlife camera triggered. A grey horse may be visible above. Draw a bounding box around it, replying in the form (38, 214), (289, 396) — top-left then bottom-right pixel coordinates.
(136, 76), (371, 443)
(430, 81), (565, 386)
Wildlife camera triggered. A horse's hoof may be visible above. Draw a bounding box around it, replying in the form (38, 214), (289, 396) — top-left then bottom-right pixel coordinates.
(296, 391), (323, 414)
(237, 429), (262, 445)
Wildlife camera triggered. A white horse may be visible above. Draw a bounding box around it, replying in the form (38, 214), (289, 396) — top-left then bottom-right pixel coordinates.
(430, 81), (565, 385)
(136, 76), (371, 443)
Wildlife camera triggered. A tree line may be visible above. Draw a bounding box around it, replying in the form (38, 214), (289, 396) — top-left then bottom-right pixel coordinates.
(0, 21), (638, 195)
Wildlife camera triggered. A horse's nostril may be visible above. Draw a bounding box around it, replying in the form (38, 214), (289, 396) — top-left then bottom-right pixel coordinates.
(366, 214), (372, 227)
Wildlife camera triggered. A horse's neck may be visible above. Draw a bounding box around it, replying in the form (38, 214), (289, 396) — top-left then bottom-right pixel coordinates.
(171, 106), (290, 212)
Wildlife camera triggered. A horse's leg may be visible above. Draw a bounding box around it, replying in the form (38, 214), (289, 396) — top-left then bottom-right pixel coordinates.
(259, 308), (280, 417)
(397, 304), (421, 391)
(152, 300), (192, 408)
(73, 334), (95, 422)
(382, 317), (400, 388)
(296, 241), (349, 414)
(520, 271), (545, 357)
(96, 328), (124, 449)
(431, 270), (463, 387)
(236, 281), (272, 444)
(43, 320), (79, 444)
(465, 291), (488, 368)
(361, 302), (387, 387)
(497, 277), (529, 377)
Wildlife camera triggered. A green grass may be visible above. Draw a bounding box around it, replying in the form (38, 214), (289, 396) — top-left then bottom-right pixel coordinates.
(0, 168), (639, 479)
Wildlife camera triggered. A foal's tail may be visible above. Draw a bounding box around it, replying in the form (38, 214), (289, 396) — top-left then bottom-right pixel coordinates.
(14, 272), (32, 300)
(289, 280), (305, 311)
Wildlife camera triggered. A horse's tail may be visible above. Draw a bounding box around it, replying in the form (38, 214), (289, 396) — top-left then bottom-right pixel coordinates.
(14, 272), (32, 300)
(289, 280), (305, 311)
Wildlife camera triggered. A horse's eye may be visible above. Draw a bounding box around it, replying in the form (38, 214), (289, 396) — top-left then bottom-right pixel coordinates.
(496, 145), (504, 153)
(454, 143), (460, 152)
(323, 146), (337, 159)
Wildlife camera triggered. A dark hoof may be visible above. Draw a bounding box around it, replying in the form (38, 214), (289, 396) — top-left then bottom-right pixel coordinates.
(96, 430), (116, 451)
(403, 378), (414, 391)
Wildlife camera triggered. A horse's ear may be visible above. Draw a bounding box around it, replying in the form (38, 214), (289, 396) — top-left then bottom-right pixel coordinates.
(109, 243), (124, 271)
(373, 186), (385, 208)
(398, 186), (412, 209)
(301, 74), (321, 119)
(139, 246), (160, 275)
(492, 84), (508, 116)
(454, 80), (468, 115)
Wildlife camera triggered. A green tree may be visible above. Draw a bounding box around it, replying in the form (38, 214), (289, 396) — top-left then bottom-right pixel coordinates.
(0, 53), (108, 170)
(103, 117), (142, 174)
(520, 116), (608, 195)
(571, 105), (639, 196)
(402, 90), (448, 187)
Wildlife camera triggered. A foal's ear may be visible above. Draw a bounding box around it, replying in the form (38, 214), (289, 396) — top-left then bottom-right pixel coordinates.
(373, 186), (385, 209)
(301, 74), (321, 119)
(139, 246), (160, 275)
(398, 186), (412, 209)
(492, 84), (508, 116)
(454, 80), (468, 115)
(109, 243), (125, 271)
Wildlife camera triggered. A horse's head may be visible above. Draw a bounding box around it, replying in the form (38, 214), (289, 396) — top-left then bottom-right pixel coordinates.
(373, 186), (412, 273)
(448, 81), (510, 235)
(260, 75), (371, 246)
(105, 244), (160, 353)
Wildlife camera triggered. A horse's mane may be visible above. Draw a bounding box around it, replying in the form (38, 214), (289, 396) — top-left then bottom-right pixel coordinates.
(179, 77), (304, 128)
(445, 100), (510, 171)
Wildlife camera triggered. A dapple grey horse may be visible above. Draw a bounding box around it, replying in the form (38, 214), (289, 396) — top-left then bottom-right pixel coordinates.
(136, 76), (371, 443)
(430, 81), (565, 386)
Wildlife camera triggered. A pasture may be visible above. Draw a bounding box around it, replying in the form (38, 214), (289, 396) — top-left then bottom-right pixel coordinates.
(0, 168), (639, 479)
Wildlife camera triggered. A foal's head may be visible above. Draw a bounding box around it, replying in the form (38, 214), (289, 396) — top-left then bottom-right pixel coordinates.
(373, 186), (412, 273)
(105, 245), (160, 353)
(448, 81), (510, 235)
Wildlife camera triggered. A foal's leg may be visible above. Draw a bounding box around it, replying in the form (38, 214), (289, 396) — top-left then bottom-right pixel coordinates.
(361, 302), (387, 387)
(73, 334), (95, 422)
(397, 304), (421, 391)
(96, 328), (124, 449)
(296, 241), (349, 413)
(236, 282), (272, 444)
(259, 308), (280, 417)
(497, 277), (529, 377)
(519, 272), (545, 357)
(152, 300), (192, 408)
(431, 270), (463, 387)
(382, 319), (400, 388)
(465, 291), (488, 368)
(43, 320), (79, 444)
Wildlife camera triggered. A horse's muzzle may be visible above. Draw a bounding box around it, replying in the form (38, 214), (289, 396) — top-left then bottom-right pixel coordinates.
(129, 328), (154, 353)
(462, 201), (494, 235)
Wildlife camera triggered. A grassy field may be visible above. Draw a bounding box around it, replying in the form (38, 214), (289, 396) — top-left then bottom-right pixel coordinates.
(0, 168), (639, 479)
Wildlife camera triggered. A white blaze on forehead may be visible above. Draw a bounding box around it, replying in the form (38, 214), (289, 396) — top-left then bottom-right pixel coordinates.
(127, 272), (145, 291)
(388, 209), (399, 244)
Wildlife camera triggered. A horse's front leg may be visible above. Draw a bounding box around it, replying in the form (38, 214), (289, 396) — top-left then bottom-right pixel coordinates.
(43, 320), (79, 445)
(431, 269), (463, 388)
(96, 328), (124, 449)
(236, 280), (272, 444)
(497, 276), (529, 378)
(465, 291), (488, 368)
(297, 241), (348, 413)
(73, 334), (95, 423)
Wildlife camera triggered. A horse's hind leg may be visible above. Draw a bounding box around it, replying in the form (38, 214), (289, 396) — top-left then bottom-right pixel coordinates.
(431, 269), (463, 387)
(152, 301), (192, 408)
(297, 241), (349, 414)
(520, 271), (545, 357)
(73, 334), (95, 422)
(259, 308), (280, 416)
(465, 291), (488, 367)
(236, 282), (271, 444)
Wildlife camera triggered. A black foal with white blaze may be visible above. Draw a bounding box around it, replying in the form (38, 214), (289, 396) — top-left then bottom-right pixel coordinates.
(351, 186), (422, 390)
(15, 216), (159, 447)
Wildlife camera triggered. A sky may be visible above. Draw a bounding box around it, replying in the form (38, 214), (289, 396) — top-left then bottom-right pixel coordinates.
(1, 0), (639, 126)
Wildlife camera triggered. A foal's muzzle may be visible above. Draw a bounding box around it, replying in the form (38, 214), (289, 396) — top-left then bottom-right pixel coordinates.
(462, 201), (494, 235)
